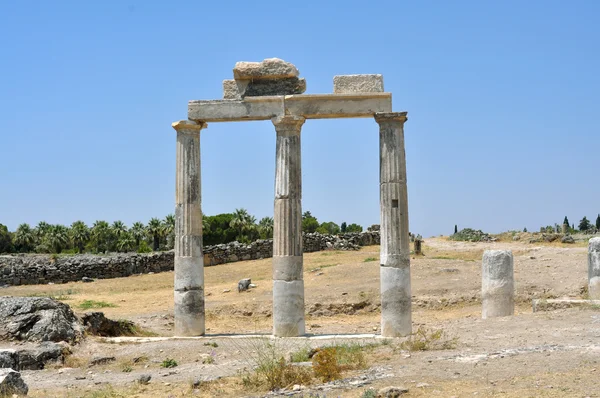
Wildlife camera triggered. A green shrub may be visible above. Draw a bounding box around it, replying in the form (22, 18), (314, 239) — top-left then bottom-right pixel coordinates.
(161, 358), (178, 368)
(78, 300), (116, 309)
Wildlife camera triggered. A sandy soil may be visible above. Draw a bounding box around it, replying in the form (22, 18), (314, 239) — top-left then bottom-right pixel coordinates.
(2, 237), (598, 397)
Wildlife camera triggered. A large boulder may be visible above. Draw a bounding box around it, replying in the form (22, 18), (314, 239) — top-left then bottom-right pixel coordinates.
(0, 296), (83, 343)
(0, 368), (28, 396)
(81, 312), (137, 337)
(0, 343), (67, 370)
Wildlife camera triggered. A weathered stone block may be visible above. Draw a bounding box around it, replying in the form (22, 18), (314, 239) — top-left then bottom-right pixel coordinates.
(233, 58), (299, 80)
(334, 74), (384, 93)
(482, 250), (514, 319)
(244, 77), (306, 97)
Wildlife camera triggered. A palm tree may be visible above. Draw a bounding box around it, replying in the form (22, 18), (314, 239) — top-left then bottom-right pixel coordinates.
(258, 217), (274, 239)
(14, 223), (35, 252)
(230, 208), (252, 242)
(130, 222), (146, 249)
(35, 221), (51, 242)
(116, 231), (135, 253)
(163, 214), (175, 250)
(91, 220), (111, 253)
(111, 221), (127, 238)
(47, 225), (69, 254)
(147, 218), (163, 251)
(69, 221), (90, 253)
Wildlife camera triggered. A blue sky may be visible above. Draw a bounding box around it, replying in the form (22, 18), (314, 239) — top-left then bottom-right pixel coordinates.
(1, 1), (599, 237)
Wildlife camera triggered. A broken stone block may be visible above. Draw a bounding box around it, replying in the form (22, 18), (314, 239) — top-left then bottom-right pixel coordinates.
(233, 58), (299, 80)
(333, 74), (384, 93)
(224, 77), (306, 98)
(0, 368), (28, 396)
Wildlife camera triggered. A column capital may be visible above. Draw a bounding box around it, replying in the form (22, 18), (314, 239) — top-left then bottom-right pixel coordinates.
(374, 112), (408, 125)
(271, 115), (305, 133)
(172, 120), (208, 134)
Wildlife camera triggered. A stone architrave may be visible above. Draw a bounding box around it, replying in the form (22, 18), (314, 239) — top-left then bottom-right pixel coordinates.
(588, 238), (600, 299)
(171, 120), (206, 336)
(481, 250), (514, 318)
(271, 115), (306, 337)
(374, 112), (411, 337)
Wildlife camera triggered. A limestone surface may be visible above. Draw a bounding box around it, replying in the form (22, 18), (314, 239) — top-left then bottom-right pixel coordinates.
(233, 58), (299, 80)
(334, 74), (384, 93)
(0, 296), (83, 343)
(0, 368), (28, 396)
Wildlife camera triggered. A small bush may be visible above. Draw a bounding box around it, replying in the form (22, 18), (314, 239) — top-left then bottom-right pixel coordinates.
(363, 257), (378, 262)
(290, 347), (311, 363)
(312, 348), (340, 382)
(78, 300), (116, 309)
(122, 365), (133, 373)
(361, 389), (377, 398)
(161, 358), (178, 368)
(137, 241), (152, 253)
(203, 342), (218, 348)
(399, 327), (458, 351)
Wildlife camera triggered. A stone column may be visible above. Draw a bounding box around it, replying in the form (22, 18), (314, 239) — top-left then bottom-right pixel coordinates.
(172, 120), (206, 336)
(271, 115), (305, 337)
(481, 250), (514, 318)
(588, 238), (600, 299)
(375, 112), (411, 337)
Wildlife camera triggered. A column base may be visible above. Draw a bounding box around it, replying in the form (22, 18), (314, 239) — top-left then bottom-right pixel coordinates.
(174, 289), (205, 336)
(380, 266), (411, 337)
(273, 280), (305, 337)
(591, 276), (600, 300)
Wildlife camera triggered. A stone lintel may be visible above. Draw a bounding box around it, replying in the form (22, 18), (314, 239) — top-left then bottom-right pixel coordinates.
(284, 93), (392, 119)
(188, 93), (393, 122)
(188, 96), (284, 123)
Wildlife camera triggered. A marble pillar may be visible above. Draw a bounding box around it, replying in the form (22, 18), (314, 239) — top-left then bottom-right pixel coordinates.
(172, 120), (206, 336)
(375, 112), (411, 337)
(481, 250), (514, 318)
(271, 115), (305, 337)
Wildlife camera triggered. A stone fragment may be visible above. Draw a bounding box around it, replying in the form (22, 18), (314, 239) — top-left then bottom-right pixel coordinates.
(377, 386), (409, 397)
(481, 250), (514, 318)
(222, 79), (247, 100)
(16, 342), (66, 370)
(561, 235), (575, 243)
(237, 278), (251, 292)
(589, 238), (600, 299)
(0, 296), (83, 343)
(0, 368), (28, 396)
(82, 277), (94, 283)
(0, 349), (17, 369)
(233, 58), (299, 80)
(334, 74), (384, 93)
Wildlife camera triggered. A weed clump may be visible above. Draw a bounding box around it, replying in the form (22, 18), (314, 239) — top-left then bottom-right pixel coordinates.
(399, 327), (458, 351)
(161, 358), (178, 368)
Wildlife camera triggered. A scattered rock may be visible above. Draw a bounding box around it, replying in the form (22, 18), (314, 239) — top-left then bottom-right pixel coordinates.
(0, 296), (83, 343)
(17, 341), (67, 370)
(450, 228), (495, 242)
(377, 386), (409, 397)
(0, 368), (28, 396)
(416, 382), (430, 388)
(222, 289), (231, 293)
(81, 312), (137, 337)
(82, 277), (94, 283)
(90, 356), (116, 366)
(238, 278), (251, 292)
(0, 350), (17, 369)
(561, 235), (575, 244)
(137, 374), (151, 385)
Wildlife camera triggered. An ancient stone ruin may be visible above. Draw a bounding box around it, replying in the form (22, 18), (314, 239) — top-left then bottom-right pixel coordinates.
(171, 58), (410, 337)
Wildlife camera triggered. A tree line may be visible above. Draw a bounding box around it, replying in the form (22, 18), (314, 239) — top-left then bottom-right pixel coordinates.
(0, 209), (363, 254)
(538, 215), (600, 234)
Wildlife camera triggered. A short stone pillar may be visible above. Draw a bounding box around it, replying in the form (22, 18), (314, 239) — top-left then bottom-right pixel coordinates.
(271, 115), (306, 337)
(172, 120), (206, 336)
(375, 112), (411, 337)
(481, 250), (514, 318)
(588, 238), (600, 299)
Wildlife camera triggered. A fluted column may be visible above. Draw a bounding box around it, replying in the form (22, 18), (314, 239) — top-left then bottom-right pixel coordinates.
(374, 112), (411, 337)
(172, 120), (206, 336)
(271, 115), (305, 337)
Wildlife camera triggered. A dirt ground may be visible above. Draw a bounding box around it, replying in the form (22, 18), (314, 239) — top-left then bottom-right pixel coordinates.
(2, 237), (598, 397)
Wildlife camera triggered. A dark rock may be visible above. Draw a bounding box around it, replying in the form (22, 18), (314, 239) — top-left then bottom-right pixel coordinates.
(0, 368), (28, 396)
(238, 278), (251, 292)
(17, 341), (66, 370)
(0, 350), (17, 369)
(561, 235), (575, 244)
(377, 386), (409, 397)
(82, 277), (94, 283)
(0, 296), (83, 343)
(81, 312), (136, 337)
(90, 356), (116, 366)
(138, 374), (151, 385)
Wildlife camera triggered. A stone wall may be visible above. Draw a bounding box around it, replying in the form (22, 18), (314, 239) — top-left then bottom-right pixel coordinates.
(0, 231), (380, 287)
